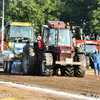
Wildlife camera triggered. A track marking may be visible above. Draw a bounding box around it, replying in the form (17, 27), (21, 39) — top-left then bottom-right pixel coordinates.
(0, 81), (99, 100)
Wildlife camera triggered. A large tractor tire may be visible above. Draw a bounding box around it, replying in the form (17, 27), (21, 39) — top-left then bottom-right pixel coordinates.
(64, 66), (74, 77)
(23, 45), (35, 75)
(7, 61), (11, 73)
(34, 50), (42, 75)
(74, 54), (86, 77)
(4, 61), (7, 73)
(40, 53), (53, 76)
(76, 47), (83, 53)
(86, 56), (90, 69)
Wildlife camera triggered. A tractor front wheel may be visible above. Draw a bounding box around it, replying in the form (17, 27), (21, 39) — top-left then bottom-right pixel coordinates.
(64, 66), (74, 77)
(40, 53), (53, 76)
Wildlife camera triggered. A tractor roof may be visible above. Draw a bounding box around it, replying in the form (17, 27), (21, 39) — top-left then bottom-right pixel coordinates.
(6, 22), (33, 26)
(48, 21), (65, 25)
(48, 21), (66, 28)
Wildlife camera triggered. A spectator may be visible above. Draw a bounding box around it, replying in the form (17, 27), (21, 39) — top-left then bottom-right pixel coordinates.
(23, 40), (30, 52)
(91, 49), (100, 75)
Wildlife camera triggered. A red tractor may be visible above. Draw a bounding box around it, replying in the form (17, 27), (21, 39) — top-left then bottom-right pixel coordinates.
(34, 21), (86, 77)
(73, 39), (100, 68)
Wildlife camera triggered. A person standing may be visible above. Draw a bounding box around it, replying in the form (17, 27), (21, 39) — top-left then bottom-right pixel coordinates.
(23, 40), (30, 52)
(91, 49), (100, 75)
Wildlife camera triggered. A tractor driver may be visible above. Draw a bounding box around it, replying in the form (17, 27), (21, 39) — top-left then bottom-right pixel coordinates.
(59, 32), (66, 45)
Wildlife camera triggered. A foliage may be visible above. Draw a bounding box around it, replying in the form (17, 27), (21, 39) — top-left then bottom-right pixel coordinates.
(88, 0), (100, 35)
(0, 0), (100, 37)
(3, 0), (60, 25)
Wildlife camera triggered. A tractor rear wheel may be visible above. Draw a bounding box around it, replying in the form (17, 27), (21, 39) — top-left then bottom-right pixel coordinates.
(76, 47), (83, 53)
(74, 54), (86, 77)
(23, 45), (35, 75)
(40, 53), (53, 76)
(34, 50), (42, 75)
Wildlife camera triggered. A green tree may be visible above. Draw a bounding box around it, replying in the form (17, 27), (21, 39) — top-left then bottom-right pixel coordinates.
(60, 0), (97, 36)
(34, 0), (61, 25)
(1, 0), (100, 38)
(88, 0), (100, 37)
(5, 0), (61, 26)
(0, 0), (3, 26)
(5, 0), (38, 23)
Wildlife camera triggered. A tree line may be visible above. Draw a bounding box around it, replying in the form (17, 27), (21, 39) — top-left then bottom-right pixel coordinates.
(0, 0), (100, 36)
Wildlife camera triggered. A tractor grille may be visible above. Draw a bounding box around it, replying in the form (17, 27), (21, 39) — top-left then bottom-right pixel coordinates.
(61, 46), (72, 51)
(61, 53), (71, 60)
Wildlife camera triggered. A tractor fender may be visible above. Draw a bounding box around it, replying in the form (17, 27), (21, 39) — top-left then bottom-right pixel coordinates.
(34, 41), (46, 51)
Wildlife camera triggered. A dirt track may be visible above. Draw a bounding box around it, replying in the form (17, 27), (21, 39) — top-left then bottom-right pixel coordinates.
(0, 67), (100, 100)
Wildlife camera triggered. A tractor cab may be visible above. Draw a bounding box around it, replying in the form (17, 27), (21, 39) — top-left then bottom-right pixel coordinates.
(4, 22), (35, 50)
(40, 21), (72, 61)
(41, 21), (71, 47)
